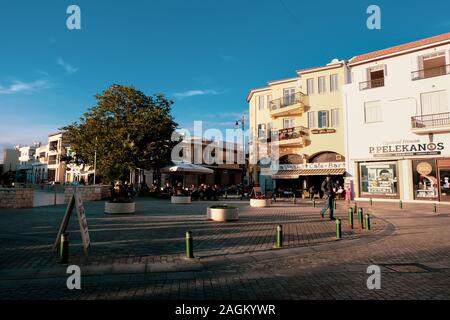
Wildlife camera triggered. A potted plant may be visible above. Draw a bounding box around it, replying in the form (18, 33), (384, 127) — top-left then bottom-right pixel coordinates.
(171, 184), (192, 204)
(60, 84), (178, 214)
(207, 204), (239, 222)
(250, 194), (270, 208)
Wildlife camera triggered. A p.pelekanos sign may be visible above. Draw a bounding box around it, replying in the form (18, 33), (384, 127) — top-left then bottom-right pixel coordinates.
(369, 139), (445, 158)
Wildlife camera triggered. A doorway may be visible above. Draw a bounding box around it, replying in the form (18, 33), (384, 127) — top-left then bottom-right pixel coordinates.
(439, 168), (450, 202)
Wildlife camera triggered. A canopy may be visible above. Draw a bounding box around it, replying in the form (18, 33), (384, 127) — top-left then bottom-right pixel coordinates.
(161, 163), (214, 174)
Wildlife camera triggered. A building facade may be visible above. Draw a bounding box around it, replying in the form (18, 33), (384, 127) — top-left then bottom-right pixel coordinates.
(344, 32), (450, 202)
(247, 59), (348, 195)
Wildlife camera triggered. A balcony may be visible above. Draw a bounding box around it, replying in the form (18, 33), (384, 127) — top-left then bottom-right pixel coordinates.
(269, 92), (306, 118)
(274, 126), (309, 147)
(411, 64), (450, 81)
(359, 78), (385, 91)
(411, 112), (450, 134)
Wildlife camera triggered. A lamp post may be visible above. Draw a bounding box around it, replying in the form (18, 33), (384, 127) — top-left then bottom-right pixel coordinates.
(235, 116), (246, 198)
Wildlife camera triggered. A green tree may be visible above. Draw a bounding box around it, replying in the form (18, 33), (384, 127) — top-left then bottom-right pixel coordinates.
(60, 84), (178, 184)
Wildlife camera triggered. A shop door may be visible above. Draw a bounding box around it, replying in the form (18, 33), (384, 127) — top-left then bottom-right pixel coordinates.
(439, 168), (450, 202)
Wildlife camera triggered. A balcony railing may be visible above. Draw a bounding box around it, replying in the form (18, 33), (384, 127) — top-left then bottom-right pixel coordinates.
(411, 64), (450, 81)
(270, 92), (305, 111)
(411, 112), (450, 129)
(359, 78), (385, 90)
(278, 126), (309, 141)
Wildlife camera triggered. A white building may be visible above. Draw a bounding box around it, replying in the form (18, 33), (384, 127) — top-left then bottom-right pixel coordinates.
(344, 32), (450, 202)
(17, 144), (39, 183)
(32, 144), (48, 184)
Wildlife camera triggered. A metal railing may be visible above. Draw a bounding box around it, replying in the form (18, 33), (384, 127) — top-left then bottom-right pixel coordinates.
(411, 112), (450, 129)
(277, 126), (309, 141)
(359, 78), (385, 90)
(270, 92), (305, 111)
(411, 64), (450, 81)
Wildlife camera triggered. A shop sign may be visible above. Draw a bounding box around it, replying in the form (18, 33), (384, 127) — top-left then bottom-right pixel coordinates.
(311, 129), (336, 134)
(369, 139), (444, 157)
(416, 162), (433, 176)
(278, 162), (345, 171)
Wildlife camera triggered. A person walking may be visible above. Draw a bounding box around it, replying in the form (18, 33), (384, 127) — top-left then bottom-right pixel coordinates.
(320, 175), (336, 220)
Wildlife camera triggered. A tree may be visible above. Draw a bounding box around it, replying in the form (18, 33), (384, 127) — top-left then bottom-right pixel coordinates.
(60, 84), (178, 184)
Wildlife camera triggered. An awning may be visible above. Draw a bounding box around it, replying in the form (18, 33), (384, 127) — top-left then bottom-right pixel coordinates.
(273, 168), (346, 179)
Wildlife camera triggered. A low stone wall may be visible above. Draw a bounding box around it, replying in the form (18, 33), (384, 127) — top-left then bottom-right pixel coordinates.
(64, 185), (111, 203)
(0, 188), (34, 209)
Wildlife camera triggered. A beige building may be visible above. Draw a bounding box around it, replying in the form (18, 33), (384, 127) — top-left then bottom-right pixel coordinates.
(247, 59), (348, 195)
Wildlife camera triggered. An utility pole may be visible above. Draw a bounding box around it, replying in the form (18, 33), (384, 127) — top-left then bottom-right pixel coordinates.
(93, 137), (97, 185)
(235, 116), (246, 198)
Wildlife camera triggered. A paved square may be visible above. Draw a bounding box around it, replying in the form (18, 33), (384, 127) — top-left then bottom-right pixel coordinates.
(0, 198), (449, 300)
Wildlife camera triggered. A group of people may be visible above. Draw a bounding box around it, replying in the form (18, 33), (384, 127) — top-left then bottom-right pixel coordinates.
(164, 183), (222, 201)
(110, 181), (137, 202)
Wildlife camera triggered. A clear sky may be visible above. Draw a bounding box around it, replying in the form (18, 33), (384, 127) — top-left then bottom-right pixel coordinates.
(1, 0), (450, 155)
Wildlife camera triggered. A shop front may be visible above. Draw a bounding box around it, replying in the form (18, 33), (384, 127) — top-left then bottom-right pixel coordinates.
(358, 161), (400, 199)
(412, 158), (450, 202)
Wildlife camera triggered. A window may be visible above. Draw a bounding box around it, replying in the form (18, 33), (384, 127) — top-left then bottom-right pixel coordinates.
(258, 124), (266, 138)
(267, 123), (273, 140)
(283, 88), (295, 106)
(364, 101), (382, 123)
(283, 118), (295, 129)
(360, 162), (398, 196)
(306, 78), (314, 95)
(331, 108), (340, 127)
(318, 76), (326, 94)
(417, 51), (447, 79)
(421, 90), (448, 115)
(318, 110), (329, 128)
(413, 159), (438, 199)
(267, 94), (272, 110)
(330, 74), (338, 92)
(365, 65), (386, 89)
(308, 112), (317, 128)
(258, 95), (265, 110)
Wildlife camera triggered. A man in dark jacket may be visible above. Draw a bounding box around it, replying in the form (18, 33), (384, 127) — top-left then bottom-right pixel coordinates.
(320, 175), (336, 220)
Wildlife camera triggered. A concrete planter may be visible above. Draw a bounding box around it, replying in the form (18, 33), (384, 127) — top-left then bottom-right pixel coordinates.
(104, 201), (136, 214)
(250, 199), (270, 208)
(207, 206), (239, 222)
(171, 196), (192, 204)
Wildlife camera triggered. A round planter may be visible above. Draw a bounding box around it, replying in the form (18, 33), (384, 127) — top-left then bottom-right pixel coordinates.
(171, 196), (192, 204)
(207, 206), (239, 222)
(104, 201), (136, 214)
(250, 199), (270, 208)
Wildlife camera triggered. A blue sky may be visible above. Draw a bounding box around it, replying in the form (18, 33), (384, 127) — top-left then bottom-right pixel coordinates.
(1, 0), (450, 154)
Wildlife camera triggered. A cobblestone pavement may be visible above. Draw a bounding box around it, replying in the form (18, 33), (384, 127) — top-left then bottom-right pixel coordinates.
(0, 198), (449, 299)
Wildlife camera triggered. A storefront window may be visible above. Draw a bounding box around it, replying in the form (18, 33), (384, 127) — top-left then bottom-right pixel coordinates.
(360, 162), (398, 197)
(413, 159), (438, 200)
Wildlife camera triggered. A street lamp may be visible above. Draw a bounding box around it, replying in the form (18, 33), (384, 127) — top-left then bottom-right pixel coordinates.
(235, 116), (246, 198)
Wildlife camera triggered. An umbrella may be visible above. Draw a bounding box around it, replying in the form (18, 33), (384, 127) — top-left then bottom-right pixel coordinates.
(161, 163), (214, 187)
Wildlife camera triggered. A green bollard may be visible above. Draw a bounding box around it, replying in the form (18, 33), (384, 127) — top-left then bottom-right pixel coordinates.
(433, 203), (437, 213)
(370, 197), (373, 206)
(276, 225), (283, 248)
(348, 208), (354, 229)
(365, 214), (371, 231)
(334, 199), (337, 210)
(399, 200), (403, 209)
(292, 195), (296, 204)
(60, 233), (69, 264)
(185, 231), (194, 259)
(313, 198), (316, 208)
(336, 219), (342, 239)
(353, 203), (358, 214)
(358, 208), (364, 228)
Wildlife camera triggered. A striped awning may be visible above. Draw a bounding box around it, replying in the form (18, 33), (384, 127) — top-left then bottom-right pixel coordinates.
(273, 168), (346, 179)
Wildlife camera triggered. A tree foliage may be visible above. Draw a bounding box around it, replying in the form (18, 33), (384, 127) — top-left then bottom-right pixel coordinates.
(60, 84), (178, 183)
